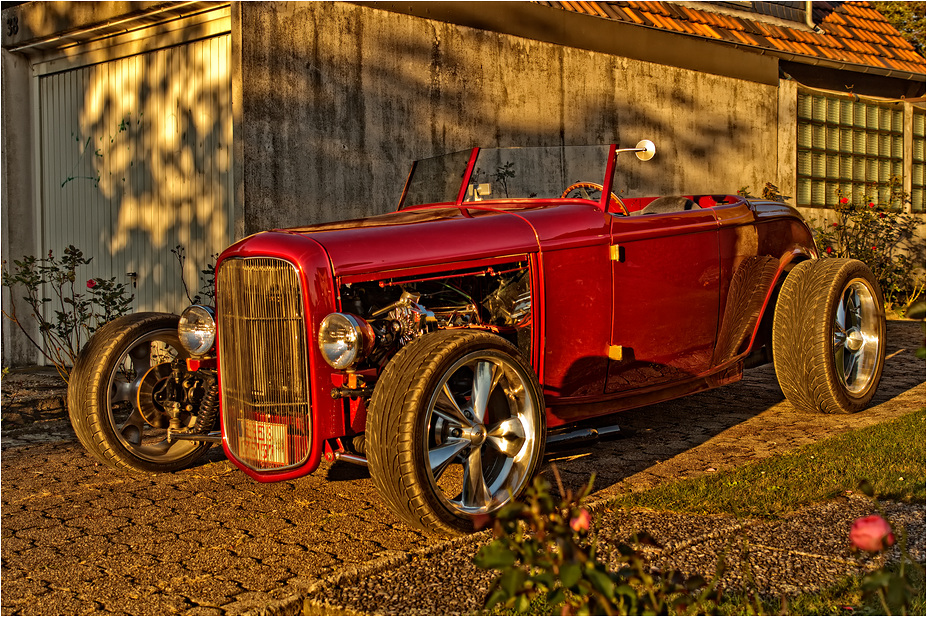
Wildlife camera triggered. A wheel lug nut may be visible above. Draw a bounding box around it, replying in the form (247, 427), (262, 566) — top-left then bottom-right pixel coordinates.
(451, 428), (462, 438)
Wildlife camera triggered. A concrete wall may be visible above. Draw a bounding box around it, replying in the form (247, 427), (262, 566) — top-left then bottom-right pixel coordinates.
(1, 48), (39, 365)
(239, 1), (781, 233)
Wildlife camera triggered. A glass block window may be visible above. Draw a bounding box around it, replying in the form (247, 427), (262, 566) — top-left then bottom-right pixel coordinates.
(797, 91), (905, 208)
(913, 108), (925, 213)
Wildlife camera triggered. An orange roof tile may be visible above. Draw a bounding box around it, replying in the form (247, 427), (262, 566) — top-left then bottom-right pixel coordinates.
(731, 29), (762, 47)
(621, 6), (644, 24)
(696, 23), (722, 40)
(767, 37), (791, 52)
(675, 19), (699, 36)
(536, 0), (926, 74)
(641, 11), (663, 28)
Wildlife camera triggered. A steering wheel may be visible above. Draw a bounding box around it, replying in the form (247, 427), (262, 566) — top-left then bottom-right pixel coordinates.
(561, 182), (628, 216)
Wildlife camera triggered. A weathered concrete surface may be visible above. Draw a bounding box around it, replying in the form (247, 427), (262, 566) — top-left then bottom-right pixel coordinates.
(240, 1), (779, 232)
(1, 321), (923, 615)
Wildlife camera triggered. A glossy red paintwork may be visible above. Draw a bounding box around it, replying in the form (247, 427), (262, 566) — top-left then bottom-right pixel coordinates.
(608, 209), (720, 392)
(293, 208), (541, 278)
(216, 145), (819, 480)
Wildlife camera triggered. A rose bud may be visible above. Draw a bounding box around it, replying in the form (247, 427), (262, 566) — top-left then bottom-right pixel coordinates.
(850, 515), (896, 552)
(570, 508), (591, 533)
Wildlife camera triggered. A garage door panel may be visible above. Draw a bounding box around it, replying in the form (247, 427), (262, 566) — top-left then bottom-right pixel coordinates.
(40, 34), (231, 317)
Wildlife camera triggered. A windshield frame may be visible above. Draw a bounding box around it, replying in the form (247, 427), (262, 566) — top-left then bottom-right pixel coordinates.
(398, 144), (621, 213)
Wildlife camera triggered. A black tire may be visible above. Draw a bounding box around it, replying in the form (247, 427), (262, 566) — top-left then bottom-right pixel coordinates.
(67, 312), (212, 472)
(772, 259), (885, 414)
(367, 330), (546, 535)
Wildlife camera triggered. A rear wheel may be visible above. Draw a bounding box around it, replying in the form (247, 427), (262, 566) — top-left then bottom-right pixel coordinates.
(772, 259), (885, 414)
(68, 313), (212, 472)
(367, 330), (545, 535)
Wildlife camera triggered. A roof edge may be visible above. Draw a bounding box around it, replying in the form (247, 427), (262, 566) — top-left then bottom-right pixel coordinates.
(354, 1), (780, 86)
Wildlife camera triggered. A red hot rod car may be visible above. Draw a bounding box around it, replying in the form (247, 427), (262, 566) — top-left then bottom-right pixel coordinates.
(68, 142), (886, 534)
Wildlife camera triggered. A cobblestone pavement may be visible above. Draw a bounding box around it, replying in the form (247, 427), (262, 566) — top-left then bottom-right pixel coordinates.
(2, 321), (924, 615)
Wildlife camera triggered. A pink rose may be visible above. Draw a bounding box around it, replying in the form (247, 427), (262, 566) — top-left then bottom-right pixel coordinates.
(86, 279), (98, 289)
(570, 508), (591, 532)
(850, 515), (895, 552)
(840, 197), (849, 204)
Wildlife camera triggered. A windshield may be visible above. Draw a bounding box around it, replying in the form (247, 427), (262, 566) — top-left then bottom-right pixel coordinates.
(400, 145), (612, 208)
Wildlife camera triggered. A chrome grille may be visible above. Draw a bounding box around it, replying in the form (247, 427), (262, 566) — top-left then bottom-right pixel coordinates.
(217, 257), (312, 471)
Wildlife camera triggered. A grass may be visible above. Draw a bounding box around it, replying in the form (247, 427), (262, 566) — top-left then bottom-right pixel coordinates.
(613, 408), (926, 518)
(606, 407), (927, 615)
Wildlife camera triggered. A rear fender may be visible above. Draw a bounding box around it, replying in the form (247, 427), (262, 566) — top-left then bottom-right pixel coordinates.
(745, 248), (817, 354)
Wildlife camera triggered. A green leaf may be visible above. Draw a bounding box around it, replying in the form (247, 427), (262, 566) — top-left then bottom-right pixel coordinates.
(559, 563), (582, 589)
(586, 568), (615, 600)
(534, 571), (556, 589)
(546, 588), (566, 607)
(483, 587), (508, 611)
(500, 567), (528, 597)
(686, 574), (707, 591)
(475, 543), (517, 570)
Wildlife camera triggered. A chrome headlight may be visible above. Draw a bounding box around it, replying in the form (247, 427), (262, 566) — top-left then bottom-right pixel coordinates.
(178, 305), (217, 356)
(318, 313), (373, 369)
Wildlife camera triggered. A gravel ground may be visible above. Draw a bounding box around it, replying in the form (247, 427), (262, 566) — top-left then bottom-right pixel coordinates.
(284, 490), (925, 616)
(2, 320), (924, 615)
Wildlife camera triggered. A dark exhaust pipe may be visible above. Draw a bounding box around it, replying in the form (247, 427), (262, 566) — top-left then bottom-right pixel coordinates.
(545, 424), (624, 451)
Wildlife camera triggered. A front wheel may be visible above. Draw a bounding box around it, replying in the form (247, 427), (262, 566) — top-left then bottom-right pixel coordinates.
(772, 259), (885, 414)
(67, 312), (213, 472)
(367, 330), (546, 535)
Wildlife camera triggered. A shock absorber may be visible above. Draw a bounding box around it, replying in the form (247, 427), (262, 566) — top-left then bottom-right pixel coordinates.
(193, 371), (220, 433)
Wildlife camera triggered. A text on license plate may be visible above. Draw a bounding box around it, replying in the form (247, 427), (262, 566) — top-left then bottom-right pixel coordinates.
(239, 419), (289, 466)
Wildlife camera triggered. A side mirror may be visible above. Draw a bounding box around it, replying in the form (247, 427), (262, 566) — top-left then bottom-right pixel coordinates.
(634, 139), (656, 161)
(616, 139), (656, 161)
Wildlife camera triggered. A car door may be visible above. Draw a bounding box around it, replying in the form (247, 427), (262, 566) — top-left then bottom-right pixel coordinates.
(606, 208), (720, 393)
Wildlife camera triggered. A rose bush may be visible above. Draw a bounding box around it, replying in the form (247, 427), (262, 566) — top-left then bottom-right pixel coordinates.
(570, 508), (591, 533)
(812, 189), (925, 316)
(851, 481), (924, 615)
(474, 469), (720, 615)
(2, 246), (134, 382)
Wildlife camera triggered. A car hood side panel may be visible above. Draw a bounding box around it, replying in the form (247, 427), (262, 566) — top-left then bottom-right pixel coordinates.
(284, 203), (612, 277)
(293, 209), (541, 277)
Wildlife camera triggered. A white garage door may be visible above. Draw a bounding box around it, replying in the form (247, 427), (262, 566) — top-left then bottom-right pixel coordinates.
(38, 33), (232, 315)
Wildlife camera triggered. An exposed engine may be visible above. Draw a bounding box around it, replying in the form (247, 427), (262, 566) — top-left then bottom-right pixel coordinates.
(338, 260), (532, 367)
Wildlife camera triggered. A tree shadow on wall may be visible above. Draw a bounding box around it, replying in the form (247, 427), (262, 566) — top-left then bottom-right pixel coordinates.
(45, 27), (232, 316)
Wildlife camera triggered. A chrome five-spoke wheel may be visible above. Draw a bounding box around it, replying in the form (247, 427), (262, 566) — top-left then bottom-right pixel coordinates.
(367, 330), (546, 535)
(833, 279), (881, 395)
(425, 350), (540, 516)
(67, 313), (212, 472)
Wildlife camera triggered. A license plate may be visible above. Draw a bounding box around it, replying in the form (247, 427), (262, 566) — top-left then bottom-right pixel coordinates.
(239, 419), (289, 466)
